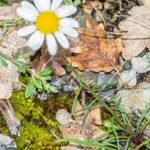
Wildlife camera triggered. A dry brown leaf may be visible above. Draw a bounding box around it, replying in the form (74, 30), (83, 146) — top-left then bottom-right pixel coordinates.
(82, 0), (100, 14)
(67, 18), (123, 72)
(119, 6), (150, 60)
(117, 82), (150, 114)
(32, 49), (66, 76)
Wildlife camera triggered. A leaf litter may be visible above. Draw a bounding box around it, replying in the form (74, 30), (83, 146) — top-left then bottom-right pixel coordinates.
(0, 0), (150, 150)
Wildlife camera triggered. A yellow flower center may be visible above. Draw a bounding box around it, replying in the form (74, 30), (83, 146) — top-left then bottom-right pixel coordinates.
(35, 11), (59, 34)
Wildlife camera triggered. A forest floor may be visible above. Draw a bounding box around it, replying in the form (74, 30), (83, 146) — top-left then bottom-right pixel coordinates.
(0, 0), (150, 150)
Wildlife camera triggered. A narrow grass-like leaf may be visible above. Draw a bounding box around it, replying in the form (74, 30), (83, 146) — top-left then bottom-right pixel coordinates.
(25, 81), (35, 98)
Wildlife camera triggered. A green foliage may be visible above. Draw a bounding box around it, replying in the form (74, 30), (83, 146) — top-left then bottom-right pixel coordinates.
(0, 55), (8, 67)
(16, 122), (60, 150)
(0, 0), (10, 5)
(0, 51), (57, 98)
(11, 91), (61, 150)
(25, 67), (57, 98)
(11, 91), (42, 122)
(0, 18), (23, 34)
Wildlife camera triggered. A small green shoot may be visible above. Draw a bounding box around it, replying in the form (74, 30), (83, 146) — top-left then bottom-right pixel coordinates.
(0, 51), (57, 98)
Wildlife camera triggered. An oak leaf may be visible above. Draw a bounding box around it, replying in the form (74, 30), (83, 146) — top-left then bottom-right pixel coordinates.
(119, 6), (150, 60)
(67, 18), (123, 72)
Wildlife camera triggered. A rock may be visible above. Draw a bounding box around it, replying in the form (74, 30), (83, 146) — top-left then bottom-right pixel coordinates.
(57, 106), (107, 150)
(63, 79), (78, 93)
(50, 77), (65, 90)
(56, 109), (73, 127)
(131, 57), (150, 73)
(0, 3), (19, 20)
(0, 134), (16, 150)
(0, 100), (20, 135)
(97, 73), (118, 87)
(81, 71), (98, 84)
(120, 69), (137, 87)
(37, 92), (49, 101)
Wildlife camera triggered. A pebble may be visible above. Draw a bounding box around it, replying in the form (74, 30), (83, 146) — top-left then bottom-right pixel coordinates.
(50, 77), (65, 90)
(97, 73), (118, 87)
(0, 134), (16, 150)
(56, 109), (72, 126)
(63, 80), (78, 93)
(37, 92), (49, 101)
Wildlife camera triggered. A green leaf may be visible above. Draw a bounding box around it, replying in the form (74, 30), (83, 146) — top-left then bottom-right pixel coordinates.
(39, 67), (52, 77)
(25, 81), (35, 98)
(33, 79), (43, 90)
(0, 56), (8, 67)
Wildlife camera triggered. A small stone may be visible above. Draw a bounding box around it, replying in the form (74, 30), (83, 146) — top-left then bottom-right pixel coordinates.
(0, 134), (16, 150)
(56, 109), (73, 126)
(104, 2), (112, 10)
(50, 77), (65, 90)
(132, 57), (150, 73)
(120, 69), (137, 87)
(97, 73), (118, 87)
(63, 80), (78, 93)
(37, 92), (49, 101)
(81, 71), (98, 84)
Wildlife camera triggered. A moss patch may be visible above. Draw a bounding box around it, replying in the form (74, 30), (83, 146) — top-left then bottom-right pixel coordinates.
(9, 90), (73, 150)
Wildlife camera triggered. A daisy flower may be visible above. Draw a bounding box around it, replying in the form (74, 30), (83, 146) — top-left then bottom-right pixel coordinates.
(17, 0), (79, 55)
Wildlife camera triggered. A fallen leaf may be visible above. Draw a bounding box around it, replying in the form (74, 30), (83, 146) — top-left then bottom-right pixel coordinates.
(138, 0), (150, 6)
(32, 49), (66, 76)
(119, 6), (150, 60)
(82, 0), (100, 14)
(117, 82), (150, 114)
(86, 108), (102, 125)
(67, 18), (123, 72)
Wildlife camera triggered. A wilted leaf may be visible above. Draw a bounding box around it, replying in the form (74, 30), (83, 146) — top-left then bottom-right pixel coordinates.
(117, 82), (150, 114)
(119, 6), (150, 60)
(67, 18), (123, 72)
(32, 49), (66, 76)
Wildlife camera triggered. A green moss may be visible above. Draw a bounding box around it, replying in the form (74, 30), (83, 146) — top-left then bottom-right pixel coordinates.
(0, 0), (11, 5)
(11, 91), (42, 122)
(10, 91), (60, 149)
(16, 122), (59, 150)
(10, 90), (74, 150)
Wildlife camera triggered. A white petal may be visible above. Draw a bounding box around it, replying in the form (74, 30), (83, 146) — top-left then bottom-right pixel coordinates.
(51, 0), (62, 11)
(33, 0), (51, 11)
(28, 31), (45, 50)
(17, 25), (37, 37)
(56, 5), (77, 18)
(60, 18), (79, 28)
(17, 7), (38, 22)
(21, 1), (38, 11)
(60, 26), (78, 38)
(46, 34), (57, 55)
(54, 31), (69, 49)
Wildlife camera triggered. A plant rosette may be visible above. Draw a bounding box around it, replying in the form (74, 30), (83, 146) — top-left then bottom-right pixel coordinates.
(17, 0), (79, 55)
